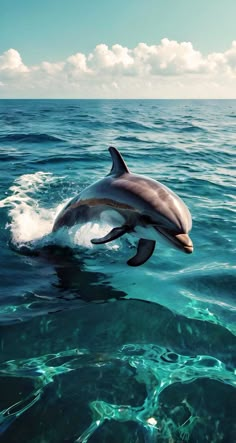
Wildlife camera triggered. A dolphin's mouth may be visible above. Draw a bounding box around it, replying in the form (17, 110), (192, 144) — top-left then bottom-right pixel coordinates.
(175, 233), (193, 254)
(155, 227), (193, 254)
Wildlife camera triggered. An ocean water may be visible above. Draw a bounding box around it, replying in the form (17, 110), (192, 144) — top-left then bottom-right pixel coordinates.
(0, 99), (235, 442)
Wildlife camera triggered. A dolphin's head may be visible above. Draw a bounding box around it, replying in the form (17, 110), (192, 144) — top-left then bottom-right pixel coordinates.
(156, 227), (194, 254)
(135, 176), (193, 254)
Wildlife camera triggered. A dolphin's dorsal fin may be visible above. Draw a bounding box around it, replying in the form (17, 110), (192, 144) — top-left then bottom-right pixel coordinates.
(108, 146), (129, 176)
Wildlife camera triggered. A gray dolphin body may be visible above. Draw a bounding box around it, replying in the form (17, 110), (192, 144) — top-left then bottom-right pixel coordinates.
(52, 147), (193, 266)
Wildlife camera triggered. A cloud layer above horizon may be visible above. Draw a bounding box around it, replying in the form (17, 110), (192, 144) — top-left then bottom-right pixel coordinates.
(1, 39), (236, 98)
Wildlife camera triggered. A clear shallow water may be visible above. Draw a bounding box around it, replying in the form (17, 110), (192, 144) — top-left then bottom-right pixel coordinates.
(0, 99), (235, 442)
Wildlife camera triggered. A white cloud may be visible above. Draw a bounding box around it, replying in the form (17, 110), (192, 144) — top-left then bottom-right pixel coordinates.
(41, 61), (65, 75)
(89, 44), (134, 72)
(67, 52), (90, 73)
(0, 40), (236, 98)
(133, 39), (206, 75)
(0, 49), (29, 74)
(225, 41), (236, 69)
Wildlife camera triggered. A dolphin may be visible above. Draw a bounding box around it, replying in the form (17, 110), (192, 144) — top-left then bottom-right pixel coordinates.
(52, 147), (193, 266)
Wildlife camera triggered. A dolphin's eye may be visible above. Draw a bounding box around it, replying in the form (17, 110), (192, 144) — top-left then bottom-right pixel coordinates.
(141, 214), (152, 224)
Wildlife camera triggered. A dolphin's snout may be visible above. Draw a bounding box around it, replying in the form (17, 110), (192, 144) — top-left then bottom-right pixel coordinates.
(175, 233), (193, 254)
(183, 244), (193, 254)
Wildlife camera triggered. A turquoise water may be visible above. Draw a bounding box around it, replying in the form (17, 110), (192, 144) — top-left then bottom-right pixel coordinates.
(0, 99), (235, 442)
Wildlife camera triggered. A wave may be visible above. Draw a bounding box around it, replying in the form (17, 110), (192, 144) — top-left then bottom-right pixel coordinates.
(31, 155), (81, 165)
(31, 151), (105, 165)
(153, 118), (166, 125)
(77, 113), (93, 119)
(177, 124), (206, 133)
(115, 119), (153, 131)
(115, 135), (153, 144)
(0, 153), (22, 162)
(115, 119), (206, 134)
(0, 133), (65, 143)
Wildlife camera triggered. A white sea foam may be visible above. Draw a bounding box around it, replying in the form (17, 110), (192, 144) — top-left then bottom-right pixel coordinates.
(0, 172), (63, 243)
(71, 222), (120, 250)
(0, 171), (119, 250)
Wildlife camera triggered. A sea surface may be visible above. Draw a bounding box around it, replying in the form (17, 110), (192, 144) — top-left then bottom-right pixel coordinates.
(0, 99), (235, 442)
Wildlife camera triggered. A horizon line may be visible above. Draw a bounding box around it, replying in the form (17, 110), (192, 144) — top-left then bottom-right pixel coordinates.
(1, 98), (236, 100)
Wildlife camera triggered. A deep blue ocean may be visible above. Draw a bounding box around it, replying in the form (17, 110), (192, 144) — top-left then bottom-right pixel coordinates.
(0, 99), (235, 442)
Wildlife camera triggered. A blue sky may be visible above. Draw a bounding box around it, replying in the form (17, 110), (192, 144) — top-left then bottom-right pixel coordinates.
(1, 0), (236, 98)
(1, 0), (236, 63)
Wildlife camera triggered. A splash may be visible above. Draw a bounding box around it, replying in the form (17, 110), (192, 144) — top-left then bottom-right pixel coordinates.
(0, 171), (118, 250)
(72, 222), (120, 250)
(0, 172), (64, 243)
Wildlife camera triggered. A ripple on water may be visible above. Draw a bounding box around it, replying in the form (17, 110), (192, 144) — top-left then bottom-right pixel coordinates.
(0, 133), (65, 143)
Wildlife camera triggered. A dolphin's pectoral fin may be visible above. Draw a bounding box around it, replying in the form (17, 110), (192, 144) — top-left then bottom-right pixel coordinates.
(127, 239), (156, 267)
(91, 225), (131, 245)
